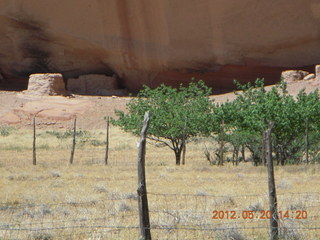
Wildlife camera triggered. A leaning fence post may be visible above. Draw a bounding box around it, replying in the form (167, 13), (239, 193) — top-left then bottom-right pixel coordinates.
(104, 116), (110, 165)
(69, 116), (77, 165)
(33, 116), (36, 166)
(137, 112), (151, 240)
(265, 122), (279, 240)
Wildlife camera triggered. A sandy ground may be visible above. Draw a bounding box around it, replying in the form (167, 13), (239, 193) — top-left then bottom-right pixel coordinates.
(0, 92), (130, 129)
(1, 79), (320, 129)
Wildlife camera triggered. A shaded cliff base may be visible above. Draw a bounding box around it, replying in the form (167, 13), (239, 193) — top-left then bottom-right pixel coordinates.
(0, 64), (316, 95)
(149, 64), (316, 95)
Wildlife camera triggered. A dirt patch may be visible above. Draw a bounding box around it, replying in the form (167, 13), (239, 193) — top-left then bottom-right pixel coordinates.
(0, 92), (129, 129)
(0, 111), (21, 124)
(1, 78), (320, 129)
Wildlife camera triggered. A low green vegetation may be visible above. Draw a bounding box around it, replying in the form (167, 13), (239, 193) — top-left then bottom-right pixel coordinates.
(0, 126), (15, 137)
(45, 130), (91, 139)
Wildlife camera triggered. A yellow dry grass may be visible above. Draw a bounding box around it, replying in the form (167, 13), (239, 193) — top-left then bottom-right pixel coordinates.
(0, 126), (319, 239)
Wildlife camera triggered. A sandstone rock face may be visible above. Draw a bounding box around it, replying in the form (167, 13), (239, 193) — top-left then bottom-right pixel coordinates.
(67, 74), (122, 96)
(303, 73), (316, 81)
(316, 65), (320, 81)
(1, 0), (320, 92)
(26, 73), (66, 96)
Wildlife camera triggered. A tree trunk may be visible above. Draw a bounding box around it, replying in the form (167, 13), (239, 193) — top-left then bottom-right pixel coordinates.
(182, 142), (186, 165)
(182, 117), (187, 165)
(275, 147), (280, 165)
(241, 145), (246, 162)
(175, 149), (182, 165)
(219, 120), (225, 166)
(235, 146), (239, 166)
(280, 151), (286, 166)
(262, 131), (266, 166)
(232, 146), (236, 166)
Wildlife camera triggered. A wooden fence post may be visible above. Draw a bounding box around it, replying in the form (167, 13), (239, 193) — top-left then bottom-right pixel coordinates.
(218, 120), (225, 165)
(105, 116), (110, 165)
(305, 118), (309, 164)
(33, 116), (36, 166)
(69, 117), (77, 165)
(137, 112), (151, 240)
(265, 122), (279, 240)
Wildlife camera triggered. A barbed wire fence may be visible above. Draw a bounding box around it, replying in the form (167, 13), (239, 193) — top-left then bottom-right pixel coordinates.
(0, 192), (319, 239)
(0, 117), (320, 239)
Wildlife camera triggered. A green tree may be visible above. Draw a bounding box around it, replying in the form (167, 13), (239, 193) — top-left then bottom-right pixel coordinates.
(295, 89), (320, 163)
(111, 81), (214, 165)
(216, 78), (320, 165)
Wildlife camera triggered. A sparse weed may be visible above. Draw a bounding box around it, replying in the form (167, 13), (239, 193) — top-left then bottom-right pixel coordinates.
(0, 126), (13, 136)
(38, 144), (50, 150)
(45, 130), (91, 139)
(218, 196), (235, 206)
(215, 225), (246, 240)
(125, 192), (138, 200)
(196, 191), (207, 196)
(288, 202), (306, 211)
(279, 220), (303, 240)
(50, 170), (61, 178)
(277, 179), (292, 190)
(93, 184), (108, 193)
(118, 202), (131, 212)
(90, 139), (106, 146)
(0, 200), (20, 210)
(247, 202), (264, 212)
(114, 143), (133, 151)
(28, 232), (53, 240)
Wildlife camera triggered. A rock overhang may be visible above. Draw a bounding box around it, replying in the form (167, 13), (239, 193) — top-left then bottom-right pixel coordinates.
(0, 0), (320, 93)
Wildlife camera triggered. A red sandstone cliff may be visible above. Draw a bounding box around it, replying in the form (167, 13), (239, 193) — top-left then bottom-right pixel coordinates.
(0, 0), (320, 92)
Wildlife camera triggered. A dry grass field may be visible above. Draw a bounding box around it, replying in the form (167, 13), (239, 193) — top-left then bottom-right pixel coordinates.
(0, 124), (319, 239)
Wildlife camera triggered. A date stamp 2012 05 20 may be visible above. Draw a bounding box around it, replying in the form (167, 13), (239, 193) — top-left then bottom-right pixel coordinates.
(212, 210), (308, 220)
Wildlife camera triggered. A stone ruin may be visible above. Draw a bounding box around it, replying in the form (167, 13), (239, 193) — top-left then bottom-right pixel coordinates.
(24, 73), (127, 97)
(281, 65), (320, 83)
(25, 73), (66, 96)
(67, 74), (127, 96)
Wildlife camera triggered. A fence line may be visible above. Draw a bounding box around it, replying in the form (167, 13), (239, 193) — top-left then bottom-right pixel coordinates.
(0, 191), (318, 207)
(1, 119), (320, 239)
(0, 191), (319, 239)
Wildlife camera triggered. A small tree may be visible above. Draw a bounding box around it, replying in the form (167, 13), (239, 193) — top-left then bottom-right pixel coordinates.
(111, 81), (214, 165)
(216, 78), (320, 165)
